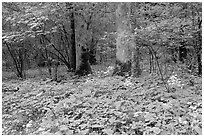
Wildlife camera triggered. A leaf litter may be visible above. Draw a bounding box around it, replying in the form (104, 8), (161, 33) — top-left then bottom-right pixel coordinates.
(2, 71), (202, 135)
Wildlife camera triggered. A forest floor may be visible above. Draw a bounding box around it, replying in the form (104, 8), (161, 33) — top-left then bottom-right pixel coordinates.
(2, 63), (202, 135)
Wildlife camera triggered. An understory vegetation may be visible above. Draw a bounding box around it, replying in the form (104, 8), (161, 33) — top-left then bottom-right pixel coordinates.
(2, 62), (202, 135)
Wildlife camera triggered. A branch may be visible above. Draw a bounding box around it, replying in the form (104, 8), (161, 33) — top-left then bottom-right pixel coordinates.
(137, 37), (170, 92)
(42, 34), (70, 67)
(4, 42), (21, 76)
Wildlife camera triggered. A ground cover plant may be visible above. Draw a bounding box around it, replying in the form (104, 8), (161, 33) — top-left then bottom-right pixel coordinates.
(2, 2), (202, 135)
(2, 63), (202, 135)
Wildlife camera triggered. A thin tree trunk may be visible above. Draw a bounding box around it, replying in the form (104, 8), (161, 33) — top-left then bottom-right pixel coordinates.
(66, 3), (76, 71)
(89, 37), (97, 65)
(197, 18), (202, 76)
(129, 3), (141, 77)
(52, 60), (59, 81)
(149, 49), (153, 73)
(197, 53), (202, 75)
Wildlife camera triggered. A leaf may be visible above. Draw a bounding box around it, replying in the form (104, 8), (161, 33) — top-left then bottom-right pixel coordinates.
(74, 112), (83, 120)
(193, 126), (202, 135)
(59, 125), (68, 131)
(79, 129), (89, 135)
(144, 113), (155, 122)
(91, 124), (103, 128)
(26, 121), (33, 128)
(162, 103), (171, 109)
(65, 130), (74, 135)
(134, 111), (143, 117)
(113, 111), (123, 116)
(41, 131), (52, 135)
(151, 127), (161, 134)
(80, 123), (88, 130)
(102, 128), (114, 135)
(36, 91), (43, 97)
(114, 101), (122, 110)
(109, 116), (116, 124)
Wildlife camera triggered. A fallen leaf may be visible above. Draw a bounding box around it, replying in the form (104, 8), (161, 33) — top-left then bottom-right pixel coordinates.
(79, 129), (89, 135)
(144, 113), (155, 122)
(193, 126), (202, 135)
(151, 127), (161, 134)
(102, 128), (114, 135)
(109, 116), (116, 124)
(65, 130), (74, 135)
(60, 125), (68, 131)
(114, 101), (122, 110)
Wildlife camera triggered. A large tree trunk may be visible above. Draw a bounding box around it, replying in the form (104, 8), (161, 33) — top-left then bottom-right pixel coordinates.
(113, 3), (132, 76)
(66, 3), (76, 71)
(113, 3), (141, 77)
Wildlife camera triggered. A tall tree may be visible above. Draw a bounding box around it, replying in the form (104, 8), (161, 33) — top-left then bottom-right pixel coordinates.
(129, 2), (142, 77)
(113, 3), (139, 76)
(66, 3), (76, 71)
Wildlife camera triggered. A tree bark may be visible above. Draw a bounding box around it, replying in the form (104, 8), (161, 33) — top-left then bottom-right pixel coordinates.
(131, 47), (141, 77)
(89, 37), (97, 65)
(197, 53), (202, 75)
(113, 3), (132, 76)
(130, 2), (141, 77)
(113, 3), (141, 77)
(66, 3), (76, 71)
(52, 59), (60, 81)
(75, 44), (92, 76)
(197, 18), (202, 76)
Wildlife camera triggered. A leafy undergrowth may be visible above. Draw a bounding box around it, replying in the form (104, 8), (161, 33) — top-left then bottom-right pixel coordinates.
(2, 69), (202, 135)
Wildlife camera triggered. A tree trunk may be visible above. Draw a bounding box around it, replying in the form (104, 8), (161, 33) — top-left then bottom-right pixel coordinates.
(66, 3), (76, 71)
(197, 53), (202, 75)
(113, 3), (133, 76)
(52, 59), (60, 81)
(89, 37), (97, 65)
(197, 18), (202, 76)
(47, 58), (52, 78)
(131, 47), (141, 77)
(75, 44), (92, 76)
(178, 43), (187, 63)
(113, 3), (141, 77)
(130, 3), (141, 77)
